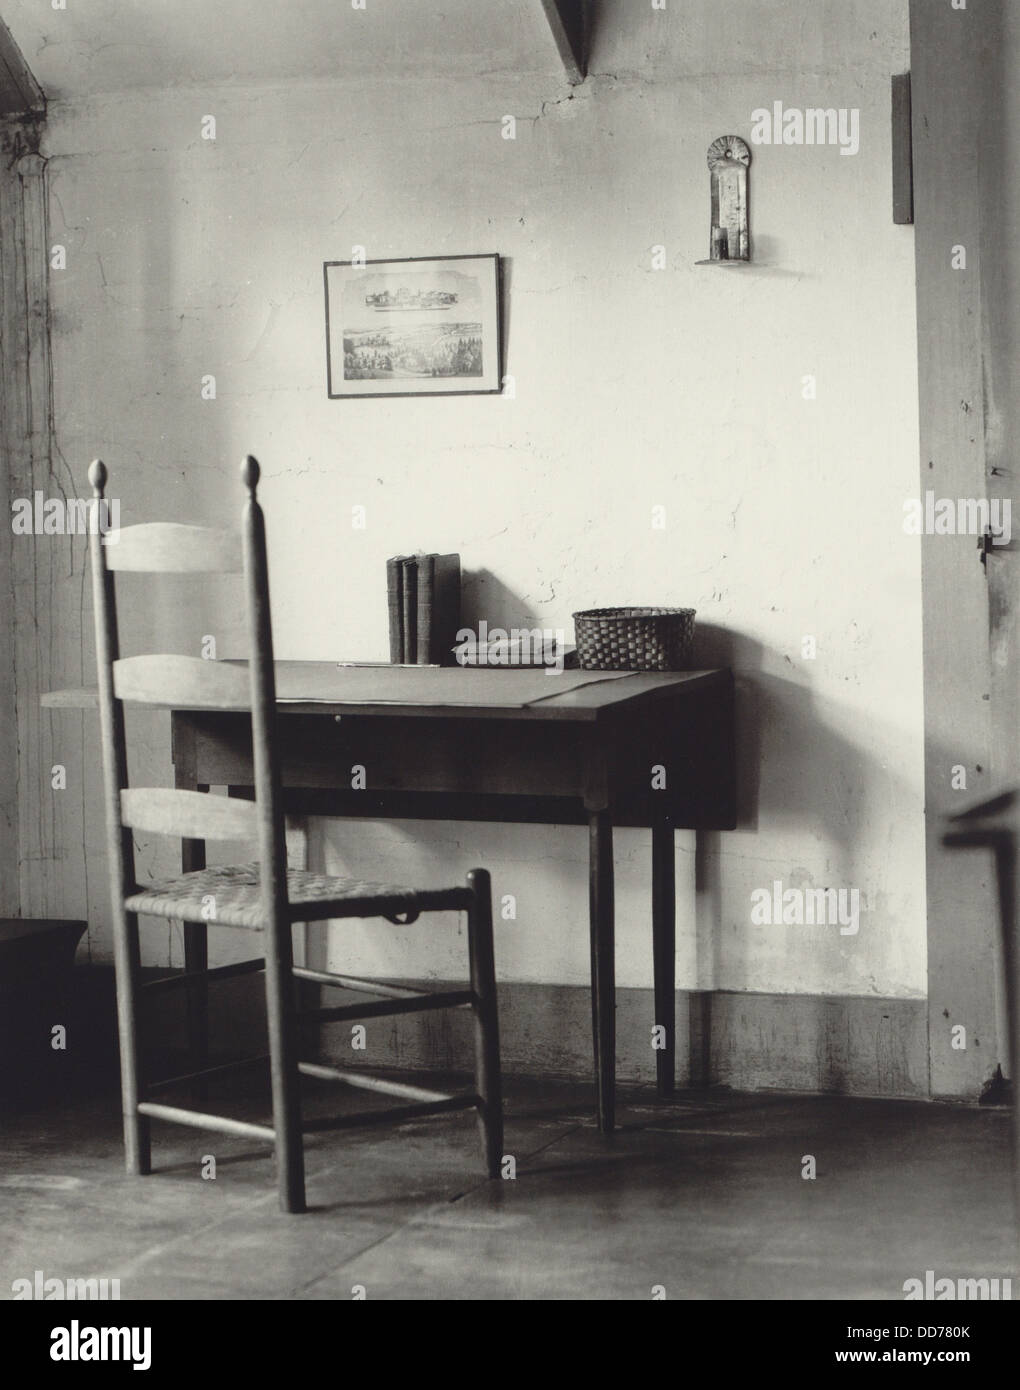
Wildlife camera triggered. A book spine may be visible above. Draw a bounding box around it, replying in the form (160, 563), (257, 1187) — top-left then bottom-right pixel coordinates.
(386, 557), (403, 664)
(401, 557), (418, 664)
(436, 554), (461, 666)
(416, 554), (436, 665)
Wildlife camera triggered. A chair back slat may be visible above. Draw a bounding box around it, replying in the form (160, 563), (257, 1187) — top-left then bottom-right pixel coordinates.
(120, 788), (257, 841)
(88, 455), (281, 869)
(113, 655), (250, 710)
(104, 523), (243, 574)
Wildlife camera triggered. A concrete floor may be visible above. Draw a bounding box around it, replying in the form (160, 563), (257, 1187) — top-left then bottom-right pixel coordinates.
(1, 1071), (1016, 1300)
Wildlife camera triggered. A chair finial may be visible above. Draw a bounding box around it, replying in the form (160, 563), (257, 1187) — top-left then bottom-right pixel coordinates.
(88, 459), (107, 496)
(241, 455), (260, 495)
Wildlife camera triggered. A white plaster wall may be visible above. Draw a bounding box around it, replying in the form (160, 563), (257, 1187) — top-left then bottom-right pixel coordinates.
(29, 0), (924, 996)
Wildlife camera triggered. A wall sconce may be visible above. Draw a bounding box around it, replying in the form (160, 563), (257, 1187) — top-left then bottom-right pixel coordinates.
(696, 135), (751, 265)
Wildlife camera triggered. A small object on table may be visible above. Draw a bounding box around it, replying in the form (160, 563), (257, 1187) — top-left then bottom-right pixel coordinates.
(454, 633), (577, 668)
(573, 606), (696, 671)
(387, 552), (461, 665)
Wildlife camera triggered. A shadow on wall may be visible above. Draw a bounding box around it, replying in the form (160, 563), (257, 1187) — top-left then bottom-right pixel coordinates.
(694, 618), (915, 857)
(692, 621), (920, 994)
(450, 607), (908, 895)
(689, 621), (930, 1091)
(336, 575), (924, 1007)
(460, 567), (542, 639)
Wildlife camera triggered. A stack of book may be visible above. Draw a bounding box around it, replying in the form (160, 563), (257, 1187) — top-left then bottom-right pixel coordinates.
(386, 553), (461, 665)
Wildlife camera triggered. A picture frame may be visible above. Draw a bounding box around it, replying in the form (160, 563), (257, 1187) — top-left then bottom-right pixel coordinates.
(324, 253), (502, 398)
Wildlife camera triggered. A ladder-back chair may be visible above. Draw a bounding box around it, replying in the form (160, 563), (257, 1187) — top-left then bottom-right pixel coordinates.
(87, 455), (502, 1213)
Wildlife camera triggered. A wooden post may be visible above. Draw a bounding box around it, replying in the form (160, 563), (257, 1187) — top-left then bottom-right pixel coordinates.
(538, 0), (587, 86)
(652, 817), (676, 1094)
(242, 456), (305, 1213)
(467, 868), (503, 1177)
(0, 18), (46, 117)
(2, 123), (57, 920)
(910, 0), (1001, 1098)
(891, 74), (914, 224)
(588, 809), (615, 1133)
(88, 460), (150, 1175)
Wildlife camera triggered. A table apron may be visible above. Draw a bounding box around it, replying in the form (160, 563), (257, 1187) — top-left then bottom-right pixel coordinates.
(171, 697), (735, 831)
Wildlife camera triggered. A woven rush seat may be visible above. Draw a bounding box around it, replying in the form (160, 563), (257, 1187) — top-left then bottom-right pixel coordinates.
(125, 864), (473, 929)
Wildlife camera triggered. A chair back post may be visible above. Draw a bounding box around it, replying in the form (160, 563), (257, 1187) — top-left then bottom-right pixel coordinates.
(88, 460), (149, 1173)
(87, 460), (137, 900)
(240, 457), (304, 1210)
(240, 456), (288, 906)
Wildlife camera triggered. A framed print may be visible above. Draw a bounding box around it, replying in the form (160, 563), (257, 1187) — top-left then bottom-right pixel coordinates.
(324, 253), (502, 398)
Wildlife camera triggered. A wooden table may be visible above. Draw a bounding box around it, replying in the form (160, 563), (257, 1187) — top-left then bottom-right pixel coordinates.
(45, 662), (736, 1131)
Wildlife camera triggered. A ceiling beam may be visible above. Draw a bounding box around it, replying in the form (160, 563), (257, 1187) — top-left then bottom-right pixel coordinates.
(539, 0), (587, 86)
(0, 18), (45, 119)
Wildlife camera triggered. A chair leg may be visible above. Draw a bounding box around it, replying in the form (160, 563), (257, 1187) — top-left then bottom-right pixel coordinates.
(111, 907), (150, 1175)
(467, 869), (503, 1179)
(263, 912), (306, 1213)
(183, 922), (209, 1105)
(181, 823), (209, 1103)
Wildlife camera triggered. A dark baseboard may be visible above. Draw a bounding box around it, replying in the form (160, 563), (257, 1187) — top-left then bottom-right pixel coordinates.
(24, 966), (929, 1103)
(320, 982), (928, 1099)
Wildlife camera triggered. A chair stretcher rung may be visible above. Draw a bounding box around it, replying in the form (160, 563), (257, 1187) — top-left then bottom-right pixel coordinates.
(142, 958), (265, 994)
(292, 967), (421, 999)
(137, 1101), (275, 1143)
(147, 1054), (270, 1094)
(302, 1095), (479, 1134)
(297, 1062), (452, 1104)
(302, 988), (474, 1024)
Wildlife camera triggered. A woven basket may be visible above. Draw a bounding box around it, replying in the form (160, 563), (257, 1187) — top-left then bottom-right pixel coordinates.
(572, 607), (696, 671)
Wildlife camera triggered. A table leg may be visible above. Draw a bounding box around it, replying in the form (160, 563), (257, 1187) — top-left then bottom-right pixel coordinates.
(588, 810), (615, 1133)
(652, 817), (676, 1095)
